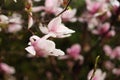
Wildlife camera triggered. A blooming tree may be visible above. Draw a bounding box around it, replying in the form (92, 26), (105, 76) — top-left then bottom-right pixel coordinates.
(0, 0), (120, 80)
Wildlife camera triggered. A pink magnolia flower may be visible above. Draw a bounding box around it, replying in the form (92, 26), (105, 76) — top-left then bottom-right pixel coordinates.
(92, 22), (115, 37)
(39, 16), (75, 38)
(86, 0), (112, 21)
(59, 44), (84, 62)
(103, 45), (120, 60)
(112, 68), (120, 76)
(25, 35), (65, 57)
(55, 8), (77, 22)
(0, 63), (15, 74)
(88, 69), (106, 80)
(110, 0), (120, 11)
(8, 13), (23, 33)
(66, 44), (83, 60)
(85, 0), (104, 14)
(32, 0), (62, 14)
(104, 60), (115, 70)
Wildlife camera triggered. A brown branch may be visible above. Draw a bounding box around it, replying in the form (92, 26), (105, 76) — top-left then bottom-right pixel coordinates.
(90, 56), (100, 80)
(56, 0), (72, 17)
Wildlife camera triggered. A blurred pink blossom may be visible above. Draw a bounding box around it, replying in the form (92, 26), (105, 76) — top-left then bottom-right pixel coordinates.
(39, 16), (75, 38)
(0, 63), (15, 74)
(103, 45), (120, 60)
(110, 0), (120, 12)
(32, 0), (62, 14)
(85, 0), (112, 21)
(59, 44), (84, 62)
(8, 13), (23, 33)
(25, 35), (65, 57)
(55, 8), (77, 22)
(92, 22), (115, 37)
(104, 60), (115, 70)
(88, 69), (106, 80)
(86, 0), (103, 14)
(112, 68), (120, 76)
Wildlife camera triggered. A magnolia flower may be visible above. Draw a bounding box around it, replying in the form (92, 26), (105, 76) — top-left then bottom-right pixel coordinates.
(112, 68), (120, 76)
(32, 0), (62, 14)
(0, 63), (15, 74)
(59, 44), (84, 62)
(92, 22), (115, 37)
(86, 0), (112, 21)
(39, 16), (75, 38)
(104, 60), (115, 70)
(88, 69), (106, 80)
(8, 13), (22, 33)
(110, 0), (120, 12)
(56, 8), (77, 22)
(85, 0), (104, 14)
(103, 45), (120, 60)
(110, 0), (120, 7)
(25, 35), (65, 57)
(66, 44), (83, 60)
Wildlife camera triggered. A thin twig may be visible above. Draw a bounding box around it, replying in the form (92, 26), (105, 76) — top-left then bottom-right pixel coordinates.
(90, 56), (100, 80)
(56, 0), (72, 17)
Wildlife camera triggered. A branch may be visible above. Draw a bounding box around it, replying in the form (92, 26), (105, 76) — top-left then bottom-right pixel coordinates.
(90, 56), (100, 80)
(56, 0), (72, 17)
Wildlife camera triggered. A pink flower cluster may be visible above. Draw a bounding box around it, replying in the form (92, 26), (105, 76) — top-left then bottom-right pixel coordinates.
(25, 16), (75, 57)
(59, 44), (84, 62)
(31, 0), (77, 22)
(79, 0), (120, 37)
(103, 45), (120, 60)
(0, 13), (22, 33)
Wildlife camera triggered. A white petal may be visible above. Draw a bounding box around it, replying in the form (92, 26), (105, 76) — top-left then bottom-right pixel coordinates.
(58, 24), (75, 34)
(39, 23), (49, 34)
(42, 33), (56, 39)
(25, 46), (36, 55)
(28, 13), (33, 29)
(49, 49), (65, 56)
(57, 34), (71, 38)
(35, 39), (55, 55)
(58, 55), (69, 60)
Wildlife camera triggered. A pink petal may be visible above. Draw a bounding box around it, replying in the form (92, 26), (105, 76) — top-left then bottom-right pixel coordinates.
(103, 45), (112, 56)
(48, 16), (61, 32)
